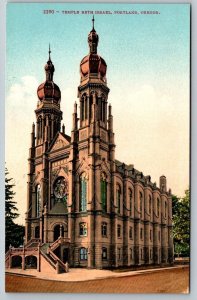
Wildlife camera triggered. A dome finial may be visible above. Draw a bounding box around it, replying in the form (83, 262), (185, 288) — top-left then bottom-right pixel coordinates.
(92, 15), (95, 31)
(48, 43), (51, 61)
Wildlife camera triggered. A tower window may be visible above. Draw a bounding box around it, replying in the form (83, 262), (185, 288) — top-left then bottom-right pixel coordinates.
(150, 229), (152, 241)
(101, 222), (107, 237)
(117, 224), (121, 238)
(102, 247), (107, 260)
(129, 226), (133, 239)
(149, 195), (152, 214)
(116, 185), (121, 214)
(165, 201), (167, 218)
(158, 230), (160, 241)
(79, 222), (87, 236)
(36, 184), (41, 217)
(140, 228), (143, 240)
(129, 189), (132, 216)
(101, 173), (107, 212)
(80, 174), (87, 212)
(79, 248), (87, 260)
(157, 198), (160, 216)
(140, 192), (143, 213)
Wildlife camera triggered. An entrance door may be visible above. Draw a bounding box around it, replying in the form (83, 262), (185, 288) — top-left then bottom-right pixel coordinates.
(63, 248), (69, 263)
(54, 225), (60, 241)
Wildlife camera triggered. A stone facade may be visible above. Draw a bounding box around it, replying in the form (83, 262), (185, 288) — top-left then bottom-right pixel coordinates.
(25, 20), (173, 269)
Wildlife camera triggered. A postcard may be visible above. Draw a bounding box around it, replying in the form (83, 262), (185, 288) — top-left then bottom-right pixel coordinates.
(5, 2), (190, 293)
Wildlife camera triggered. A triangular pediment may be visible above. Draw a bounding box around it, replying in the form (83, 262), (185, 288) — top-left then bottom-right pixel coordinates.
(49, 132), (71, 152)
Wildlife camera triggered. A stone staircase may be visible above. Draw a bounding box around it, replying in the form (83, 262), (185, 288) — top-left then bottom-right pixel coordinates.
(5, 238), (69, 274)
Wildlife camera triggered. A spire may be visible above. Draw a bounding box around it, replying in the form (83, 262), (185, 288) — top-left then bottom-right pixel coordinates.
(88, 16), (99, 54)
(92, 15), (95, 31)
(45, 45), (55, 81)
(48, 43), (51, 61)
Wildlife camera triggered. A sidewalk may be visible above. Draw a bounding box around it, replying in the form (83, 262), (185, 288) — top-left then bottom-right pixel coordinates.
(5, 265), (188, 282)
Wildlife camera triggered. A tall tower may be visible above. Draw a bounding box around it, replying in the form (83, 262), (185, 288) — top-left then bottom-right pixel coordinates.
(73, 17), (116, 268)
(36, 46), (62, 147)
(26, 48), (63, 242)
(79, 16), (109, 129)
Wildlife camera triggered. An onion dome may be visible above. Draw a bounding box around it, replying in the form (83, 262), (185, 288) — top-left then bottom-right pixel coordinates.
(37, 45), (61, 102)
(80, 16), (107, 81)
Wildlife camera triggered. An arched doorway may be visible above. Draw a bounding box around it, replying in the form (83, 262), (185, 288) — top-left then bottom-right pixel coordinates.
(25, 255), (37, 269)
(35, 226), (40, 238)
(12, 256), (22, 268)
(53, 224), (64, 241)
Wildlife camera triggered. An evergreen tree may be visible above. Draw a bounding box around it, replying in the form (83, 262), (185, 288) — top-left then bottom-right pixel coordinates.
(172, 189), (190, 257)
(5, 167), (25, 251)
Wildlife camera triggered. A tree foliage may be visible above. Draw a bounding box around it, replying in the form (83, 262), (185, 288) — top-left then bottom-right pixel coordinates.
(172, 189), (190, 257)
(5, 167), (25, 251)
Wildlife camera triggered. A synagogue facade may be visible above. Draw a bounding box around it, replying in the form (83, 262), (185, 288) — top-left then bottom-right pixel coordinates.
(6, 19), (173, 272)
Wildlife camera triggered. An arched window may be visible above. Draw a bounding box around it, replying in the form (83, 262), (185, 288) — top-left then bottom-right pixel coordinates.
(158, 230), (161, 241)
(149, 195), (152, 214)
(101, 96), (106, 122)
(150, 229), (152, 241)
(140, 228), (143, 240)
(129, 189), (132, 216)
(36, 184), (41, 217)
(81, 98), (84, 120)
(157, 198), (160, 216)
(165, 201), (167, 218)
(101, 222), (107, 237)
(102, 247), (107, 260)
(79, 248), (87, 260)
(85, 96), (88, 119)
(80, 174), (87, 212)
(129, 226), (133, 239)
(116, 185), (121, 214)
(140, 192), (143, 213)
(53, 177), (68, 206)
(101, 173), (107, 212)
(89, 94), (93, 120)
(117, 224), (121, 238)
(79, 222), (87, 236)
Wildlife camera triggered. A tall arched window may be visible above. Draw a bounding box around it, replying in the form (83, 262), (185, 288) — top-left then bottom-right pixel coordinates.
(116, 185), (121, 214)
(149, 195), (152, 215)
(89, 94), (93, 120)
(36, 184), (41, 217)
(140, 192), (143, 213)
(101, 173), (107, 212)
(129, 189), (132, 216)
(157, 198), (160, 216)
(101, 96), (106, 122)
(165, 201), (167, 218)
(80, 174), (87, 212)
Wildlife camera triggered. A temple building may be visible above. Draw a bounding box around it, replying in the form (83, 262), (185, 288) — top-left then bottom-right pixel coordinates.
(6, 18), (173, 272)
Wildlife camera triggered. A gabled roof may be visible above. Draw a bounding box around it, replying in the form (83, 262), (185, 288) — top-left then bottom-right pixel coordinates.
(48, 132), (71, 153)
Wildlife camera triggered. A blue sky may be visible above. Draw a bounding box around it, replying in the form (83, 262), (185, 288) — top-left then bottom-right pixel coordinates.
(6, 3), (190, 224)
(7, 3), (190, 90)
